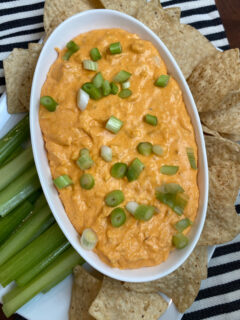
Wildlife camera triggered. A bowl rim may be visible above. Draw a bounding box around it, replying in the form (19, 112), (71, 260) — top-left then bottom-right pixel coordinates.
(30, 9), (209, 282)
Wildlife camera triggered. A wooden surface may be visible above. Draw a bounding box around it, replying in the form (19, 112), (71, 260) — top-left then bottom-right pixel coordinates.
(215, 0), (240, 48)
(0, 1), (240, 320)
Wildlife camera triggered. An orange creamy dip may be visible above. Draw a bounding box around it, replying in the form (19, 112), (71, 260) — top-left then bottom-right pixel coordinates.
(39, 29), (199, 269)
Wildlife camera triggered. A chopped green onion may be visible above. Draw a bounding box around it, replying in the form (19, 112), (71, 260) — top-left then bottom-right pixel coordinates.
(144, 114), (158, 126)
(105, 116), (123, 134)
(110, 163), (127, 179)
(77, 89), (89, 111)
(102, 80), (111, 96)
(186, 147), (197, 170)
(80, 228), (98, 250)
(63, 41), (79, 60)
(137, 142), (153, 156)
(118, 89), (132, 99)
(100, 146), (112, 162)
(122, 81), (130, 89)
(114, 70), (131, 83)
(160, 165), (179, 175)
(109, 42), (122, 54)
(40, 96), (58, 112)
(156, 190), (188, 215)
(76, 148), (94, 170)
(83, 60), (98, 71)
(155, 75), (170, 87)
(90, 48), (102, 61)
(110, 208), (126, 227)
(172, 233), (189, 249)
(82, 82), (102, 100)
(92, 72), (104, 88)
(53, 175), (73, 189)
(110, 82), (119, 95)
(156, 183), (184, 195)
(175, 218), (192, 232)
(105, 190), (124, 207)
(152, 145), (164, 156)
(80, 174), (95, 190)
(126, 201), (139, 215)
(134, 205), (155, 221)
(126, 158), (145, 182)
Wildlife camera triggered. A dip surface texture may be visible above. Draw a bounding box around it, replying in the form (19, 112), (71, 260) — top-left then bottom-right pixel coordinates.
(39, 29), (199, 269)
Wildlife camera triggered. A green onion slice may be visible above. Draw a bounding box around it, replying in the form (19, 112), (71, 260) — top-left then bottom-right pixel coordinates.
(114, 70), (131, 83)
(175, 218), (192, 232)
(118, 89), (132, 99)
(126, 201), (139, 215)
(134, 205), (155, 221)
(109, 42), (122, 54)
(172, 233), (189, 249)
(90, 48), (102, 61)
(160, 165), (179, 175)
(144, 114), (158, 126)
(110, 82), (119, 95)
(53, 175), (73, 189)
(152, 145), (164, 156)
(155, 75), (170, 87)
(63, 40), (79, 60)
(83, 60), (98, 71)
(82, 82), (102, 100)
(92, 72), (104, 88)
(100, 146), (112, 162)
(126, 158), (145, 182)
(76, 148), (94, 170)
(80, 228), (98, 250)
(156, 190), (188, 216)
(105, 190), (125, 207)
(40, 96), (58, 112)
(137, 142), (153, 156)
(122, 81), (130, 89)
(110, 208), (126, 227)
(186, 147), (197, 170)
(105, 116), (123, 134)
(110, 163), (127, 179)
(80, 173), (95, 190)
(102, 80), (111, 96)
(156, 183), (184, 195)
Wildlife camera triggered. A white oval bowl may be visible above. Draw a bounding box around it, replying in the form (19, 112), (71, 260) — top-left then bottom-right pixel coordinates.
(30, 9), (208, 282)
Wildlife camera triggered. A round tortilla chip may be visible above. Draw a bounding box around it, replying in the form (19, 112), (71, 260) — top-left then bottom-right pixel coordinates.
(100, 0), (148, 17)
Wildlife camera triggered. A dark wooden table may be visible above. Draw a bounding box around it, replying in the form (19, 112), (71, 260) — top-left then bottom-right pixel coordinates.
(0, 1), (240, 320)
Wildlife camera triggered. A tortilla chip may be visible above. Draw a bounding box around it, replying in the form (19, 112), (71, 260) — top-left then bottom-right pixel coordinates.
(89, 277), (168, 320)
(124, 246), (207, 313)
(100, 0), (147, 17)
(44, 0), (103, 37)
(164, 7), (181, 22)
(221, 133), (240, 142)
(69, 266), (102, 320)
(3, 48), (30, 113)
(18, 43), (42, 110)
(136, 2), (217, 78)
(188, 49), (240, 112)
(201, 124), (221, 137)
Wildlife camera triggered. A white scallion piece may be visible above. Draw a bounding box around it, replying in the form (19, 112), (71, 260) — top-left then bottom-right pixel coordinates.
(80, 228), (98, 250)
(126, 201), (139, 215)
(77, 89), (89, 111)
(100, 146), (112, 162)
(122, 81), (130, 89)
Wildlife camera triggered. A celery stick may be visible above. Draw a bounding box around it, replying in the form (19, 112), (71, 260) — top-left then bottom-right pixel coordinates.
(0, 147), (34, 191)
(0, 146), (24, 168)
(2, 248), (84, 317)
(42, 271), (72, 294)
(0, 201), (33, 245)
(16, 240), (70, 286)
(2, 285), (23, 304)
(0, 114), (30, 166)
(0, 205), (51, 266)
(0, 223), (66, 287)
(33, 193), (47, 211)
(27, 190), (43, 205)
(0, 165), (41, 217)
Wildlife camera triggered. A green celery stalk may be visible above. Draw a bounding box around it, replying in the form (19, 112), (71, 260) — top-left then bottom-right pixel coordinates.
(0, 147), (34, 191)
(2, 285), (23, 304)
(0, 146), (24, 168)
(32, 193), (47, 211)
(16, 240), (70, 286)
(2, 247), (84, 317)
(0, 201), (33, 245)
(0, 115), (30, 166)
(0, 205), (52, 266)
(0, 223), (66, 287)
(27, 190), (43, 205)
(0, 165), (41, 217)
(42, 271), (72, 294)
